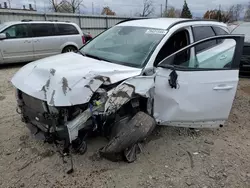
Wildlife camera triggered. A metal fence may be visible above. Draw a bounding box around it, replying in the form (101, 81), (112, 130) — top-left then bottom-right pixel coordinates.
(0, 9), (137, 36)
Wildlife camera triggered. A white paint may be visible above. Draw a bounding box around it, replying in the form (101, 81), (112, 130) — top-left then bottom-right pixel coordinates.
(122, 76), (155, 98)
(143, 21), (228, 70)
(154, 68), (239, 128)
(11, 52), (141, 106)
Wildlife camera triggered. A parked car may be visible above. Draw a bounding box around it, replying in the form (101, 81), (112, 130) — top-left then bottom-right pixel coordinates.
(83, 31), (93, 42)
(231, 22), (250, 76)
(0, 20), (85, 64)
(11, 18), (244, 163)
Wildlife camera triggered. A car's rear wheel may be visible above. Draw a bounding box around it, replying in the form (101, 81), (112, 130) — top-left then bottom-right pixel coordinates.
(62, 46), (77, 53)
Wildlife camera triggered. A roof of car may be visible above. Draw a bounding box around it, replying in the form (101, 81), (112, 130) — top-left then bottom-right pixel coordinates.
(117, 18), (227, 30)
(1, 21), (76, 26)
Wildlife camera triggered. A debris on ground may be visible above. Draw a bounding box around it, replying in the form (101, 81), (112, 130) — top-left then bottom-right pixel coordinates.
(0, 67), (250, 187)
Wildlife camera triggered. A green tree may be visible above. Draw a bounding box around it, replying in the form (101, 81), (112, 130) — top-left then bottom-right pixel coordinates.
(181, 0), (192, 18)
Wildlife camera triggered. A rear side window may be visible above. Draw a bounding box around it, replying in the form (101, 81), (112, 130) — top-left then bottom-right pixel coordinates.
(31, 24), (55, 37)
(56, 24), (79, 35)
(193, 26), (216, 53)
(213, 27), (228, 44)
(213, 27), (228, 35)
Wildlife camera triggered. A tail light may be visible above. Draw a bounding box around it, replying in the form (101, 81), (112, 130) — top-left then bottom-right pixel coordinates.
(82, 35), (86, 44)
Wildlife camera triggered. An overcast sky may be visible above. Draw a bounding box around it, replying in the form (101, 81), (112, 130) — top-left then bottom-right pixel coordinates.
(2, 0), (250, 17)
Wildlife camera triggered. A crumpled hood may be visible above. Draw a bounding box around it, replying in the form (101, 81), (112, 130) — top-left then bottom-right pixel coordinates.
(11, 52), (141, 106)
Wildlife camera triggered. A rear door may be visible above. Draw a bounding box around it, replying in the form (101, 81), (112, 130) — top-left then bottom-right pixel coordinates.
(153, 35), (244, 128)
(31, 23), (61, 60)
(0, 23), (34, 63)
(56, 23), (82, 49)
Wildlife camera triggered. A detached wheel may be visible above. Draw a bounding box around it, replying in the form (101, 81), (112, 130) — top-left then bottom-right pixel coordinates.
(100, 111), (156, 162)
(62, 46), (77, 53)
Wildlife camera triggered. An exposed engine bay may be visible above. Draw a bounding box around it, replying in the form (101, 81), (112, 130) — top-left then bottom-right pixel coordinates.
(15, 79), (156, 164)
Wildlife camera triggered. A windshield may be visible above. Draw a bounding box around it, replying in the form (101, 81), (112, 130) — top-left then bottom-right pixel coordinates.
(80, 26), (167, 68)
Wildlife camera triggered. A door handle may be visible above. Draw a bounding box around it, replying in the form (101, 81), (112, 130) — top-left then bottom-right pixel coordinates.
(219, 55), (227, 60)
(34, 39), (39, 42)
(213, 85), (233, 90)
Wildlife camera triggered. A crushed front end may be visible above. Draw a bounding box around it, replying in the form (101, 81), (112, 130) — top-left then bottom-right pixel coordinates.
(15, 87), (109, 154)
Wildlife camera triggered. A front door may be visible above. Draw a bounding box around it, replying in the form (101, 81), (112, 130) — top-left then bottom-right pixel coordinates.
(153, 35), (244, 128)
(0, 24), (34, 64)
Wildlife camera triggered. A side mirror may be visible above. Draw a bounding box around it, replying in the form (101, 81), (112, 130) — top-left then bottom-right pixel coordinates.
(0, 33), (6, 40)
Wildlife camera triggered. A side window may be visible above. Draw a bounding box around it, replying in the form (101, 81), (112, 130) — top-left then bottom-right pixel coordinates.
(154, 29), (190, 66)
(2, 24), (30, 38)
(213, 27), (228, 44)
(193, 26), (216, 53)
(31, 24), (55, 37)
(213, 27), (228, 35)
(56, 24), (79, 35)
(165, 38), (236, 69)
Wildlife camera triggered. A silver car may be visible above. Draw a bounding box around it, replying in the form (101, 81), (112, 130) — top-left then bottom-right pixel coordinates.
(0, 20), (85, 64)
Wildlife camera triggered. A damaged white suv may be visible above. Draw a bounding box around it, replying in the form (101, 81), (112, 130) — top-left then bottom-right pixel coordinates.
(11, 18), (244, 162)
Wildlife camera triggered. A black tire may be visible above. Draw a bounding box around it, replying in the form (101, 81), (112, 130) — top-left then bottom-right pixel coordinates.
(62, 46), (77, 53)
(100, 111), (156, 158)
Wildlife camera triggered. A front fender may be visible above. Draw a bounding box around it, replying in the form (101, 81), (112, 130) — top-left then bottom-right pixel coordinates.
(104, 75), (155, 115)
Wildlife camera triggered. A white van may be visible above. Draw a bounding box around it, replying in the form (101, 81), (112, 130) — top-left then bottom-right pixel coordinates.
(0, 20), (85, 64)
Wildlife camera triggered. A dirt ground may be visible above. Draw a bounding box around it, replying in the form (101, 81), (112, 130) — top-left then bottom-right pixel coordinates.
(0, 65), (250, 188)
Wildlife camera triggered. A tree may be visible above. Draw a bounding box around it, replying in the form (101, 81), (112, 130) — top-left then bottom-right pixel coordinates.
(234, 4), (244, 21)
(181, 0), (192, 18)
(164, 6), (181, 18)
(49, 0), (84, 13)
(141, 0), (154, 17)
(49, 0), (61, 12)
(101, 6), (116, 15)
(225, 4), (244, 22)
(66, 0), (84, 13)
(203, 9), (234, 23)
(203, 10), (222, 20)
(244, 2), (250, 21)
(58, 0), (73, 13)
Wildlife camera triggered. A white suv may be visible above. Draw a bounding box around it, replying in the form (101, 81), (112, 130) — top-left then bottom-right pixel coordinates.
(0, 20), (85, 64)
(11, 18), (244, 162)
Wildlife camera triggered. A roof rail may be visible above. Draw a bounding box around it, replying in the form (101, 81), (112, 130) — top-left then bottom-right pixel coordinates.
(116, 17), (150, 25)
(21, 19), (33, 22)
(48, 20), (59, 22)
(20, 19), (71, 23)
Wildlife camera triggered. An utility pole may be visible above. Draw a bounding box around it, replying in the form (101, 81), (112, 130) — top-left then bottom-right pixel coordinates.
(34, 0), (37, 10)
(92, 2), (94, 15)
(160, 4), (163, 17)
(165, 0), (168, 12)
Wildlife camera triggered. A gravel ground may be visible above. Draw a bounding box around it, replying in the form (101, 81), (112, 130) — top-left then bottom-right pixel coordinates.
(0, 65), (250, 188)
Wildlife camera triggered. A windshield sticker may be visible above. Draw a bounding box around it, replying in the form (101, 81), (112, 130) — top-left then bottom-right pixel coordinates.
(145, 29), (167, 35)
